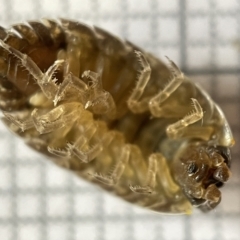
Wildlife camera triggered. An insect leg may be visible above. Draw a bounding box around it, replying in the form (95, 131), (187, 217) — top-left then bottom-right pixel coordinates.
(129, 153), (158, 194)
(63, 31), (81, 77)
(130, 152), (182, 198)
(0, 40), (61, 99)
(49, 121), (115, 163)
(70, 130), (115, 163)
(3, 111), (34, 132)
(127, 51), (151, 113)
(31, 102), (82, 134)
(66, 124), (101, 163)
(92, 144), (131, 185)
(149, 58), (184, 117)
(47, 125), (95, 160)
(166, 98), (203, 139)
(130, 151), (192, 212)
(53, 73), (88, 106)
(82, 70), (116, 119)
(156, 153), (182, 198)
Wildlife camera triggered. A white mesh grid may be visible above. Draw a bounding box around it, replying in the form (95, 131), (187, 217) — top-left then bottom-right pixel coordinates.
(0, 0), (240, 240)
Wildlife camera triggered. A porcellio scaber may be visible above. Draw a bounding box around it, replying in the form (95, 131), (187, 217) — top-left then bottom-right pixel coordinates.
(0, 19), (234, 214)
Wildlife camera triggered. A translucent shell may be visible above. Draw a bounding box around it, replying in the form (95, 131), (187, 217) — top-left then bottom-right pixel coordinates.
(0, 19), (234, 214)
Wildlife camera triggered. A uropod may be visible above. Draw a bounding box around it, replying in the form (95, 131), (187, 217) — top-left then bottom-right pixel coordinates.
(0, 19), (234, 214)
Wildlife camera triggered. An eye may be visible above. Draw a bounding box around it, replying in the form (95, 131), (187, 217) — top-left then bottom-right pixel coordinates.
(187, 162), (198, 175)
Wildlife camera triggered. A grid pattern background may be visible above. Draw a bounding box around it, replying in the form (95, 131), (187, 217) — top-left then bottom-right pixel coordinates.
(0, 0), (240, 240)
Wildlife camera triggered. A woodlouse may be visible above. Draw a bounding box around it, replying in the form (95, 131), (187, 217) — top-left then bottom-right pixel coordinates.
(0, 19), (234, 214)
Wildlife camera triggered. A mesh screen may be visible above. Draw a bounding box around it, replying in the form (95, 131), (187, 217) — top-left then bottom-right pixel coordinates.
(0, 1), (240, 240)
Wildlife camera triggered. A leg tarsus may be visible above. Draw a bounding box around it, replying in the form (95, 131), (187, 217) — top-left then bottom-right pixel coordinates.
(149, 57), (184, 117)
(82, 70), (100, 85)
(65, 127), (115, 163)
(53, 73), (88, 106)
(130, 153), (180, 197)
(3, 111), (34, 132)
(47, 146), (70, 158)
(38, 59), (64, 99)
(166, 98), (203, 139)
(67, 124), (98, 163)
(127, 51), (151, 113)
(0, 40), (43, 81)
(64, 31), (81, 77)
(130, 153), (158, 194)
(165, 56), (183, 78)
(31, 103), (81, 134)
(44, 60), (64, 83)
(92, 144), (131, 185)
(82, 70), (117, 119)
(0, 40), (61, 99)
(67, 142), (103, 163)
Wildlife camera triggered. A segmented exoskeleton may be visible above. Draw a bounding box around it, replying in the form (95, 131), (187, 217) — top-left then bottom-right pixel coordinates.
(0, 19), (234, 214)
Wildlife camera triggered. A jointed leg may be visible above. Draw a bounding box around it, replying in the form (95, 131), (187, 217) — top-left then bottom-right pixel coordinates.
(3, 111), (34, 132)
(48, 124), (116, 163)
(63, 31), (81, 77)
(166, 98), (203, 139)
(93, 144), (131, 185)
(130, 153), (158, 194)
(0, 40), (62, 99)
(31, 102), (82, 134)
(49, 124), (98, 162)
(82, 70), (116, 119)
(127, 51), (184, 117)
(2, 102), (83, 135)
(52, 69), (117, 118)
(129, 152), (180, 196)
(156, 153), (181, 198)
(66, 125), (101, 163)
(54, 32), (117, 118)
(53, 73), (88, 106)
(127, 51), (151, 113)
(0, 38), (116, 118)
(149, 57), (184, 117)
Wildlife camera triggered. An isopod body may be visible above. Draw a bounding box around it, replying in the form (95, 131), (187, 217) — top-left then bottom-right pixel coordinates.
(0, 19), (234, 214)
